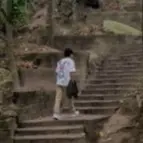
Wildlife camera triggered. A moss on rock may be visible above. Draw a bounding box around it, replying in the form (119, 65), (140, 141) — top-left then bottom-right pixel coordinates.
(0, 119), (9, 130)
(0, 68), (13, 95)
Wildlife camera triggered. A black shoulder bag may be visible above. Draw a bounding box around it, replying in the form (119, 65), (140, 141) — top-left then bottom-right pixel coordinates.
(66, 80), (79, 99)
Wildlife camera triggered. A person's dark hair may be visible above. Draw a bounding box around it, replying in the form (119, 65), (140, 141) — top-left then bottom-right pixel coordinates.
(64, 48), (74, 57)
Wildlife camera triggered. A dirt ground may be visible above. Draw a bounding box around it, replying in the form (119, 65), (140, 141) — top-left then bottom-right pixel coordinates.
(97, 96), (143, 143)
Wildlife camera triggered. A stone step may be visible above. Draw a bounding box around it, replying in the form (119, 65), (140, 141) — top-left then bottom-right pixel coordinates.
(82, 87), (140, 94)
(75, 100), (119, 107)
(109, 51), (143, 58)
(99, 63), (143, 70)
(109, 47), (142, 54)
(16, 125), (84, 135)
(102, 65), (143, 70)
(97, 75), (141, 79)
(105, 56), (143, 65)
(97, 72), (142, 77)
(104, 64), (143, 69)
(115, 52), (143, 57)
(86, 85), (137, 91)
(116, 50), (143, 56)
(98, 69), (143, 74)
(108, 52), (143, 57)
(102, 64), (143, 69)
(13, 133), (86, 143)
(119, 47), (143, 53)
(100, 66), (143, 71)
(106, 55), (143, 60)
(97, 75), (142, 79)
(105, 57), (142, 63)
(96, 72), (143, 81)
(21, 115), (108, 128)
(82, 90), (137, 95)
(89, 78), (141, 84)
(122, 46), (143, 52)
(76, 106), (117, 115)
(85, 83), (136, 88)
(108, 55), (143, 61)
(87, 82), (138, 86)
(107, 48), (143, 58)
(106, 58), (142, 64)
(114, 46), (143, 52)
(78, 94), (124, 100)
(99, 68), (143, 73)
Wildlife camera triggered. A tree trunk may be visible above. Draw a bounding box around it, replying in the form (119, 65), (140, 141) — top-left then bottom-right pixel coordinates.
(6, 24), (19, 91)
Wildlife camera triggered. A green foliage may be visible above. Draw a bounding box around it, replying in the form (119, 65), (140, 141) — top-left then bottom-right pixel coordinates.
(11, 0), (27, 26)
(0, 68), (13, 95)
(0, 0), (29, 27)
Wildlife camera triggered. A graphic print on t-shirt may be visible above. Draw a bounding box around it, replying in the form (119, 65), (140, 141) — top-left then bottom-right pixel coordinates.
(57, 61), (67, 79)
(56, 58), (76, 86)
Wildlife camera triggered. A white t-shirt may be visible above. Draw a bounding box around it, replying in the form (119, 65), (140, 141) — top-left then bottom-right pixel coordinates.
(56, 57), (76, 87)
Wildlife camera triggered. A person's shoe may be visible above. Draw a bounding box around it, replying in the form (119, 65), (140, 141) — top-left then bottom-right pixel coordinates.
(53, 114), (61, 120)
(72, 110), (80, 117)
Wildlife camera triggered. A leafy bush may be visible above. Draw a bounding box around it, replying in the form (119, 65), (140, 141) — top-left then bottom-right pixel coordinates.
(11, 0), (27, 26)
(0, 0), (30, 28)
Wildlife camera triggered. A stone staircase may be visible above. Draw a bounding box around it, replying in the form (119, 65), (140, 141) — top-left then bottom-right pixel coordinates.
(75, 46), (143, 116)
(12, 46), (143, 143)
(13, 114), (109, 143)
(12, 0), (142, 142)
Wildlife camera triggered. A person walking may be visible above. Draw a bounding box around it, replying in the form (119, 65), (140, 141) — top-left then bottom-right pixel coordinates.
(53, 48), (79, 120)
